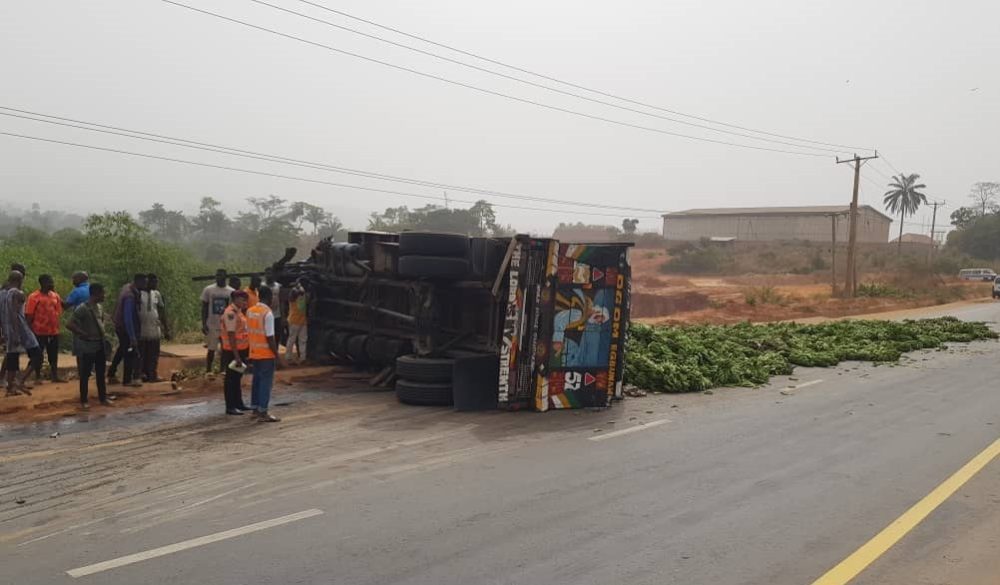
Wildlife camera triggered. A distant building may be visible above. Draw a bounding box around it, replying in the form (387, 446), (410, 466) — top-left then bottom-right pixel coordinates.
(661, 205), (891, 243)
(891, 233), (935, 246)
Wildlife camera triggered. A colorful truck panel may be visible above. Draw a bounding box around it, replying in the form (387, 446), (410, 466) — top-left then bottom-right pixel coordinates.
(499, 238), (632, 411)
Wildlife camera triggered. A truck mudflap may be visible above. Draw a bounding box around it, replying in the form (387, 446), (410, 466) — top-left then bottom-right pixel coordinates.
(499, 238), (632, 411)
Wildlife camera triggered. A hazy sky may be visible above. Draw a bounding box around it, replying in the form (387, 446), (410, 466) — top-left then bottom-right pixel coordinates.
(2, 0), (997, 236)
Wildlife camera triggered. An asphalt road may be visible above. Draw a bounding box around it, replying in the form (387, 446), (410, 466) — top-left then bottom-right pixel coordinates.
(1, 301), (999, 584)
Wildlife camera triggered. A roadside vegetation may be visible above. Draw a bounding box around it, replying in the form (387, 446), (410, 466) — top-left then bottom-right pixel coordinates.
(625, 318), (997, 393)
(0, 199), (510, 336)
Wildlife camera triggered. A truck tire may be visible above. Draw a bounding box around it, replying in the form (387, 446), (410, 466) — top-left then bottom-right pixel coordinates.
(331, 331), (352, 357)
(396, 379), (453, 406)
(369, 337), (408, 364)
(396, 354), (455, 383)
(470, 238), (507, 278)
(347, 334), (369, 363)
(399, 232), (470, 258)
(398, 255), (470, 280)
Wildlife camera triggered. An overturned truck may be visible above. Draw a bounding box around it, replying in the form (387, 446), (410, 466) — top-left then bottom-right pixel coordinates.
(273, 232), (632, 411)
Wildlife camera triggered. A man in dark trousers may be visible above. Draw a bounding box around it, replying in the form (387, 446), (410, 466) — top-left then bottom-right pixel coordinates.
(220, 290), (252, 415)
(67, 283), (111, 409)
(25, 274), (64, 383)
(139, 273), (169, 382)
(110, 274), (146, 388)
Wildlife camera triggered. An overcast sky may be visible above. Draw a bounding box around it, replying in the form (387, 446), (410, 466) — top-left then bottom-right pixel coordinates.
(2, 0), (997, 236)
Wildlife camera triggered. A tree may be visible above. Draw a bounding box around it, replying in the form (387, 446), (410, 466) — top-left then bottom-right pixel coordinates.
(950, 206), (978, 230)
(948, 213), (1000, 260)
(139, 203), (189, 243)
(190, 197), (229, 242)
(622, 218), (639, 235)
(300, 203), (333, 235)
(969, 182), (1000, 216)
(469, 200), (499, 235)
(883, 173), (928, 253)
(367, 202), (502, 236)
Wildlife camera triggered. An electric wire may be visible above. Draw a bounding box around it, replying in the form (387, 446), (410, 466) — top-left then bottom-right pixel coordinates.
(0, 107), (666, 214)
(247, 0), (850, 155)
(158, 0), (831, 158)
(289, 0), (874, 153)
(0, 131), (662, 219)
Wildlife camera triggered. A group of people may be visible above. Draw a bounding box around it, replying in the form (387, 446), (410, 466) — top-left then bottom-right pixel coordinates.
(0, 265), (169, 409)
(0, 262), (309, 419)
(200, 269), (309, 422)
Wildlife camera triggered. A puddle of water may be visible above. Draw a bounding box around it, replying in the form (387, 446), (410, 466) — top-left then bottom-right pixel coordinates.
(0, 387), (329, 442)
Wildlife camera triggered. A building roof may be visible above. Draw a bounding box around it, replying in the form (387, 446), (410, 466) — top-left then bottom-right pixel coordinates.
(891, 233), (935, 245)
(663, 205), (892, 222)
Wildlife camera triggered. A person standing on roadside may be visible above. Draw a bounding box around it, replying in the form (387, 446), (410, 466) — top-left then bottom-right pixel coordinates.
(228, 275), (242, 293)
(138, 273), (169, 383)
(0, 265), (25, 376)
(63, 271), (90, 310)
(245, 274), (261, 308)
(1, 271), (40, 396)
(67, 283), (111, 409)
(264, 268), (284, 345)
(110, 274), (146, 388)
(286, 279), (309, 364)
(26, 274), (64, 383)
(201, 269), (234, 373)
(220, 290), (252, 415)
(247, 286), (283, 422)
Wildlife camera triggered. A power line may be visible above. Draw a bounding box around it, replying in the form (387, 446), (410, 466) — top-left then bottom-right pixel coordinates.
(0, 106), (666, 214)
(0, 131), (661, 219)
(158, 0), (830, 158)
(867, 163), (892, 181)
(290, 0), (874, 153)
(878, 152), (903, 175)
(247, 0), (848, 155)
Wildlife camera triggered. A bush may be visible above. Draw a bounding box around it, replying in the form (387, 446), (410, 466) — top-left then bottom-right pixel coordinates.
(0, 213), (213, 335)
(857, 282), (905, 298)
(661, 245), (733, 274)
(743, 286), (786, 306)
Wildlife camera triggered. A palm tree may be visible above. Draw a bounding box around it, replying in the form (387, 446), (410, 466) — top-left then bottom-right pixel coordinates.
(883, 173), (928, 253)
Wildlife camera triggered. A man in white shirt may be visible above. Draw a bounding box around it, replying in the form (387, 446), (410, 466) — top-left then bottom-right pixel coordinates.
(264, 268), (284, 345)
(139, 273), (169, 382)
(200, 269), (234, 373)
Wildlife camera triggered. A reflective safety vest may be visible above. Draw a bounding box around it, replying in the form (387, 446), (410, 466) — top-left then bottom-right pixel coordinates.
(247, 304), (276, 360)
(220, 304), (249, 351)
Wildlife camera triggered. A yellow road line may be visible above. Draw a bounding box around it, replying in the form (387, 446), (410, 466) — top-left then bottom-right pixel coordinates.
(810, 436), (1000, 585)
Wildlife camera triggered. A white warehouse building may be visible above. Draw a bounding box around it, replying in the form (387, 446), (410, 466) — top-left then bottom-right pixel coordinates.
(661, 205), (892, 243)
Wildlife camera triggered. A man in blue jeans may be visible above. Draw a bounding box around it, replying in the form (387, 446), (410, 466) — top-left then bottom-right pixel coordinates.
(246, 286), (284, 422)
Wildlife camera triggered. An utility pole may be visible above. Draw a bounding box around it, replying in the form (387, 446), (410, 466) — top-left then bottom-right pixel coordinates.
(927, 200), (943, 263)
(829, 213), (838, 295)
(836, 152), (879, 297)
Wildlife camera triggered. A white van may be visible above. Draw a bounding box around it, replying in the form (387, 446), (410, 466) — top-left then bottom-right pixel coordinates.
(958, 268), (997, 282)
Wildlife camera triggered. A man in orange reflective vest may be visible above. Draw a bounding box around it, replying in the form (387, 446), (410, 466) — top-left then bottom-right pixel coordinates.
(220, 290), (252, 415)
(247, 286), (283, 422)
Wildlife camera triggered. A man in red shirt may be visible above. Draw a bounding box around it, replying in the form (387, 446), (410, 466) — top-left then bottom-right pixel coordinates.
(25, 274), (64, 383)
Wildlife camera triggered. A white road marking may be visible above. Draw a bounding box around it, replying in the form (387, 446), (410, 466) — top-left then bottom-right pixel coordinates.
(589, 418), (671, 441)
(18, 517), (107, 547)
(173, 483), (256, 513)
(781, 379), (825, 395)
(794, 379), (825, 389)
(66, 508), (324, 578)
